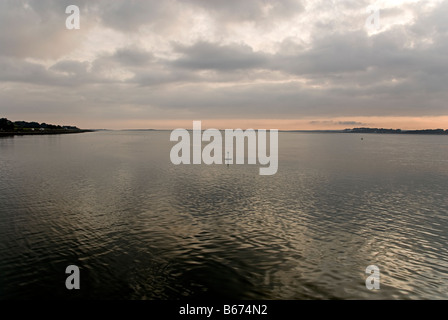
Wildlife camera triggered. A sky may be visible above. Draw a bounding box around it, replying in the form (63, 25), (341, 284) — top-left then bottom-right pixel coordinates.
(0, 0), (447, 130)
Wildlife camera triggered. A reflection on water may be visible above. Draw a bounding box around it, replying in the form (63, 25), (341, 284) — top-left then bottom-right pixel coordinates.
(0, 131), (447, 299)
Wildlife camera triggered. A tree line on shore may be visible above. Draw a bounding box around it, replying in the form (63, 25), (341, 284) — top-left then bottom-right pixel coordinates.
(0, 117), (80, 132)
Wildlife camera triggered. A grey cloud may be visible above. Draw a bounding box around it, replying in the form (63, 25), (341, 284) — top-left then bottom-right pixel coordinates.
(0, 57), (109, 87)
(273, 32), (373, 75)
(186, 0), (267, 22)
(129, 69), (197, 87)
(172, 41), (269, 71)
(1, 0), (448, 126)
(97, 0), (177, 33)
(2, 72), (447, 127)
(50, 60), (89, 75)
(89, 46), (157, 80)
(186, 0), (304, 22)
(0, 0), (93, 59)
(112, 47), (155, 66)
(0, 57), (51, 83)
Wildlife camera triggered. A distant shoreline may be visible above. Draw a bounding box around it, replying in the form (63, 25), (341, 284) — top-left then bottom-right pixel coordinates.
(0, 129), (94, 136)
(342, 128), (448, 135)
(115, 128), (448, 135)
(3, 128), (445, 136)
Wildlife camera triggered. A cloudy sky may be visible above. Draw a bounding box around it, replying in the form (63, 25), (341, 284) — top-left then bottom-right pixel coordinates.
(0, 0), (447, 129)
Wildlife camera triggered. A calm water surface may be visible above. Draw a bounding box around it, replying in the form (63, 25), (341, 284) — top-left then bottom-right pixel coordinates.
(0, 131), (447, 299)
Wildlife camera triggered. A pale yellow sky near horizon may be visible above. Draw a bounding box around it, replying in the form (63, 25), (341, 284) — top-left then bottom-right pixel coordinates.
(12, 115), (446, 131)
(105, 116), (448, 130)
